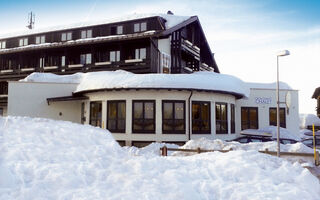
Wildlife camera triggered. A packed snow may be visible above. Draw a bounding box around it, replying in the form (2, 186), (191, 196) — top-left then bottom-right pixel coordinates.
(1, 116), (320, 199)
(0, 13), (190, 40)
(21, 70), (251, 98)
(300, 113), (320, 129)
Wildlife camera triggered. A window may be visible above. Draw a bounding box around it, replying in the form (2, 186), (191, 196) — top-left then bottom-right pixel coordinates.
(90, 102), (102, 127)
(132, 100), (155, 133)
(81, 29), (92, 39)
(134, 22), (147, 32)
(231, 104), (235, 134)
(162, 100), (185, 134)
(110, 51), (120, 62)
(35, 35), (45, 44)
(269, 108), (286, 128)
(241, 107), (258, 130)
(192, 101), (211, 134)
(80, 53), (92, 65)
(61, 32), (72, 41)
(216, 103), (228, 134)
(135, 48), (146, 59)
(61, 56), (66, 66)
(111, 26), (123, 35)
(107, 101), (126, 133)
(19, 38), (28, 46)
(0, 41), (6, 49)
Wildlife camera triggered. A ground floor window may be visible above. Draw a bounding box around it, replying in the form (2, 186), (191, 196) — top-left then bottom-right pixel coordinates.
(216, 103), (228, 134)
(131, 141), (153, 148)
(192, 101), (211, 134)
(90, 101), (102, 127)
(162, 100), (185, 134)
(269, 107), (286, 128)
(0, 108), (3, 116)
(132, 100), (155, 133)
(107, 100), (126, 133)
(231, 104), (235, 134)
(241, 107), (258, 130)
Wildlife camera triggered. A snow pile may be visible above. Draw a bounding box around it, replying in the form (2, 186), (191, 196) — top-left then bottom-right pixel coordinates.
(247, 81), (293, 90)
(0, 13), (190, 40)
(300, 113), (320, 129)
(125, 142), (180, 157)
(259, 126), (300, 140)
(21, 70), (250, 98)
(1, 116), (320, 199)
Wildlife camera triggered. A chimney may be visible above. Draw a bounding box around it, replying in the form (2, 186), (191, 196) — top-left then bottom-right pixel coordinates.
(167, 10), (174, 15)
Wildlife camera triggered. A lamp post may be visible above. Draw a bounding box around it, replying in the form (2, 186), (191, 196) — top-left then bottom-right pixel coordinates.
(276, 50), (290, 157)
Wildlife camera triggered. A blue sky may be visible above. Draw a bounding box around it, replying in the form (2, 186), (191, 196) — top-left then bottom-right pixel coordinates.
(0, 0), (319, 114)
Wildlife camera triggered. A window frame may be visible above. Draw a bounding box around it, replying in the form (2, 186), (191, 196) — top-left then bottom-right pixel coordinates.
(231, 104), (235, 134)
(0, 41), (6, 49)
(162, 100), (186, 134)
(269, 107), (286, 128)
(110, 50), (120, 62)
(35, 35), (46, 44)
(61, 32), (72, 41)
(134, 22), (147, 32)
(241, 107), (259, 130)
(135, 48), (146, 60)
(81, 29), (92, 39)
(19, 37), (28, 46)
(192, 101), (211, 134)
(132, 100), (156, 134)
(107, 100), (126, 133)
(89, 101), (102, 128)
(216, 102), (228, 134)
(80, 53), (92, 65)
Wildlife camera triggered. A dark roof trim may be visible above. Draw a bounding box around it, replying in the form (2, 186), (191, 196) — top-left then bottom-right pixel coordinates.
(73, 87), (245, 99)
(47, 95), (88, 105)
(160, 16), (198, 36)
(312, 87), (320, 99)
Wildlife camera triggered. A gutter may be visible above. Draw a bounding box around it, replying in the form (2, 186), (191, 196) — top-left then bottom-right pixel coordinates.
(188, 90), (193, 141)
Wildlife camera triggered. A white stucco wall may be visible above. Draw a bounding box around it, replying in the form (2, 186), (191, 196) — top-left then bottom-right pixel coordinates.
(8, 81), (81, 123)
(158, 38), (171, 55)
(236, 88), (299, 135)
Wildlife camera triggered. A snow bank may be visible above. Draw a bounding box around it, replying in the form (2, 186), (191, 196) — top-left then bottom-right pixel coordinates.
(0, 13), (190, 39)
(300, 113), (320, 129)
(1, 116), (320, 199)
(259, 126), (300, 140)
(21, 70), (250, 98)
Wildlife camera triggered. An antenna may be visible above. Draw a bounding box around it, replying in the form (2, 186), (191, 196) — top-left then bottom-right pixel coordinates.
(26, 12), (35, 29)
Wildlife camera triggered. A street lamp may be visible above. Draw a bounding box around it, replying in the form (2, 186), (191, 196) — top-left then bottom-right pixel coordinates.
(276, 50), (290, 157)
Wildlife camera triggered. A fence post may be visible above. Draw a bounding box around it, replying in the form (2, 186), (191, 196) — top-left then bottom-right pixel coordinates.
(162, 146), (168, 156)
(197, 147), (201, 154)
(315, 151), (319, 166)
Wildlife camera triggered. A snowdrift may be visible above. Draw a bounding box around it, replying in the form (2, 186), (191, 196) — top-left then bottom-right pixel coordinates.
(1, 116), (319, 200)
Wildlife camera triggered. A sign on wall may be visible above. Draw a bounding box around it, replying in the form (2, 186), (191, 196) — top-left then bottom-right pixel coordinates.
(255, 97), (272, 104)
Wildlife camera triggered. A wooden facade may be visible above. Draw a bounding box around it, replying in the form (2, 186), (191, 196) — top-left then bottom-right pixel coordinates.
(312, 87), (320, 117)
(0, 14), (219, 111)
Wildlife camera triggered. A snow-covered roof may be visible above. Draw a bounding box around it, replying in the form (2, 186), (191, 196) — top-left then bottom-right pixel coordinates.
(299, 113), (320, 128)
(21, 70), (250, 98)
(0, 13), (190, 40)
(246, 82), (293, 90)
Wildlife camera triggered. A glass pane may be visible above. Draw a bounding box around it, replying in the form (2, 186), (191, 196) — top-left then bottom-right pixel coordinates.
(108, 102), (117, 119)
(134, 23), (140, 32)
(192, 103), (200, 120)
(116, 51), (120, 61)
(19, 39), (23, 46)
(61, 33), (66, 41)
(41, 36), (45, 43)
(117, 26), (123, 34)
(280, 109), (285, 124)
(134, 102), (143, 118)
(216, 104), (221, 120)
(110, 51), (115, 62)
(80, 54), (86, 64)
(81, 30), (86, 39)
(144, 102), (154, 119)
(203, 120), (210, 131)
(87, 30), (92, 38)
(163, 102), (173, 119)
(241, 108), (248, 122)
(269, 108), (276, 125)
(117, 119), (125, 130)
(141, 22), (147, 31)
(201, 103), (210, 121)
(163, 119), (173, 131)
(61, 56), (65, 66)
(175, 103), (184, 119)
(24, 38), (28, 45)
(221, 104), (226, 120)
(67, 32), (72, 40)
(118, 102), (126, 118)
(108, 119), (116, 130)
(86, 54), (92, 64)
(133, 119), (143, 131)
(231, 104), (235, 121)
(140, 48), (146, 59)
(144, 119), (154, 130)
(175, 119), (184, 131)
(135, 49), (139, 59)
(249, 109), (257, 121)
(36, 36), (40, 44)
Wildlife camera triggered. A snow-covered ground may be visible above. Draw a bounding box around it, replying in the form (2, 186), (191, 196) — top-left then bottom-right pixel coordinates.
(1, 116), (320, 200)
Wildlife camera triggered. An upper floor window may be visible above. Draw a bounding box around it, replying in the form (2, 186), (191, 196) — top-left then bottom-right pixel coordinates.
(216, 103), (228, 134)
(135, 48), (146, 59)
(81, 29), (92, 39)
(19, 38), (28, 47)
(241, 107), (258, 130)
(111, 25), (123, 35)
(162, 100), (185, 134)
(0, 41), (6, 49)
(80, 53), (92, 65)
(134, 22), (147, 32)
(269, 108), (286, 128)
(192, 101), (211, 134)
(110, 50), (120, 62)
(61, 32), (72, 41)
(35, 35), (45, 44)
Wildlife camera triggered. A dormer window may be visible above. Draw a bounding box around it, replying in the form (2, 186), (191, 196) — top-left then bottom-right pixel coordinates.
(35, 35), (45, 44)
(81, 29), (92, 39)
(134, 22), (147, 32)
(61, 32), (72, 41)
(19, 38), (28, 47)
(111, 25), (123, 35)
(0, 41), (6, 49)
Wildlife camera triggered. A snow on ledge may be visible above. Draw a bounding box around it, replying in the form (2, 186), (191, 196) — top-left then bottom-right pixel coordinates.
(247, 81), (293, 90)
(21, 70), (250, 98)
